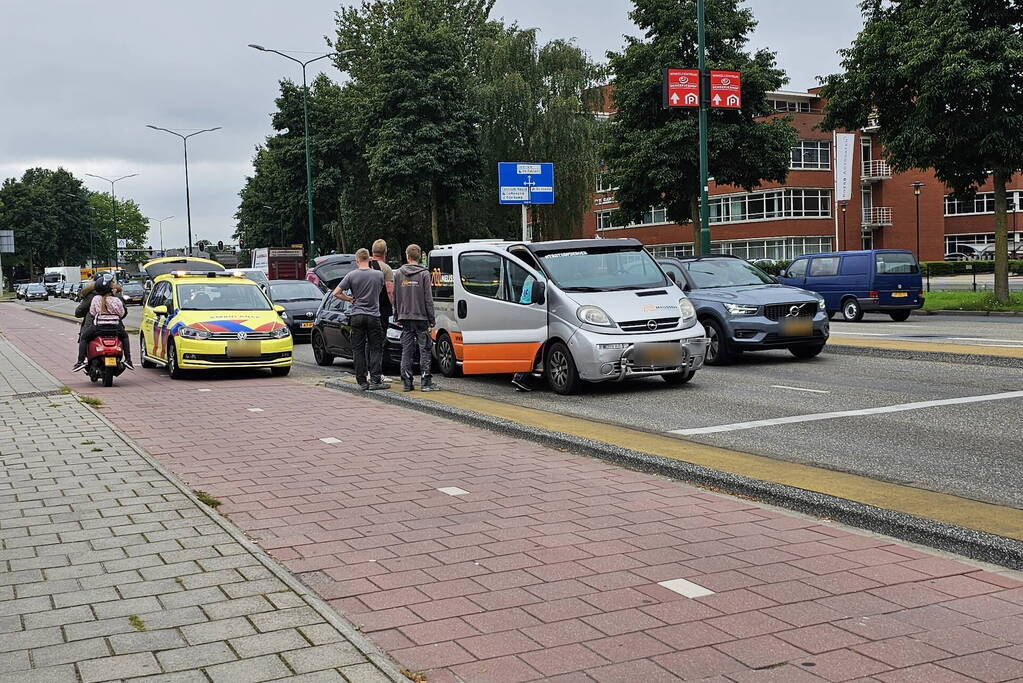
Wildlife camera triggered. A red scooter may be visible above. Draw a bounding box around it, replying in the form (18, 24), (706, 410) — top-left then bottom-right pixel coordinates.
(86, 327), (125, 387)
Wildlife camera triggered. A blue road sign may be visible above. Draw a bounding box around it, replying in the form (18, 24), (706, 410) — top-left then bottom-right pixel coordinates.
(498, 162), (555, 205)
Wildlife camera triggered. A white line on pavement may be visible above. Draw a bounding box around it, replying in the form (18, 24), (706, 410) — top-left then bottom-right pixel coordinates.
(950, 337), (1023, 344)
(771, 385), (831, 394)
(670, 390), (1023, 436)
(319, 437), (342, 444)
(438, 487), (469, 496)
(658, 578), (714, 598)
(247, 408), (264, 412)
(831, 332), (892, 337)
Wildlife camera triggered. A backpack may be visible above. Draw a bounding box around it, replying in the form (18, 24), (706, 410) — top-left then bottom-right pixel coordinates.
(368, 260), (393, 319)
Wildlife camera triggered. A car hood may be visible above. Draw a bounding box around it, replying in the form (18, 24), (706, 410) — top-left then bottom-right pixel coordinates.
(171, 310), (286, 334)
(559, 286), (685, 322)
(687, 284), (820, 304)
(276, 299), (321, 318)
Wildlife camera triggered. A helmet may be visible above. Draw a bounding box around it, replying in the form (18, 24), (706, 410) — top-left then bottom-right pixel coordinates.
(93, 272), (114, 295)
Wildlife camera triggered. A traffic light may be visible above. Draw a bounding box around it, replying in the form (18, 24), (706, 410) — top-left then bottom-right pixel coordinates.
(217, 240), (224, 251)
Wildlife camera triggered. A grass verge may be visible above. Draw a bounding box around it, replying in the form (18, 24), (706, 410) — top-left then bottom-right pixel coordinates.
(923, 290), (1023, 312)
(193, 490), (222, 508)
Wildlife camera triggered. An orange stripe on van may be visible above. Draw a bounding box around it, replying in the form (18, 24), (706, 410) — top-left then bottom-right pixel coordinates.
(461, 342), (542, 374)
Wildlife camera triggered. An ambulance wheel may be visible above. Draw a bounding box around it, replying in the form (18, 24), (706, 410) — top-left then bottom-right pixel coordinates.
(271, 367), (291, 377)
(436, 333), (461, 378)
(546, 341), (581, 395)
(166, 341), (185, 380)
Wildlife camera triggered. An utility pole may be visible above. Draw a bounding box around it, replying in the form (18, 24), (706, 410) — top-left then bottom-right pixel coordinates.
(147, 126), (221, 256)
(85, 173), (138, 269)
(696, 0), (711, 256)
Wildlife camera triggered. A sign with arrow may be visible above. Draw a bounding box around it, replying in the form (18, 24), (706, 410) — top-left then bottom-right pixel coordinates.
(498, 162), (555, 205)
(710, 71), (742, 109)
(663, 68), (700, 108)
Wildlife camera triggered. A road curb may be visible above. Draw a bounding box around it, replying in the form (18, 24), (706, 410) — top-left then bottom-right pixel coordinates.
(824, 342), (1023, 369)
(915, 309), (1023, 317)
(22, 304), (141, 333)
(324, 377), (1023, 571)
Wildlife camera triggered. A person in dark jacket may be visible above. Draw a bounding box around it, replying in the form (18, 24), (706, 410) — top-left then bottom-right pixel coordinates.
(393, 244), (438, 392)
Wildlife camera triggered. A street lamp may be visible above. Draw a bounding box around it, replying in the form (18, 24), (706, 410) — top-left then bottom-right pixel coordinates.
(147, 215), (174, 253)
(912, 181), (924, 258)
(84, 173), (138, 269)
(146, 125), (221, 256)
(248, 44), (355, 259)
(63, 192), (96, 268)
(840, 202), (848, 251)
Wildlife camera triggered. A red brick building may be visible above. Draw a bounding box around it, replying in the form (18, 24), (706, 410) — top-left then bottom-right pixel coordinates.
(583, 88), (1023, 262)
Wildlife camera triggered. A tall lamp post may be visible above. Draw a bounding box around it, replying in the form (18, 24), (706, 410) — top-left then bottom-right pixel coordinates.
(261, 205), (287, 247)
(248, 44), (354, 260)
(148, 215), (174, 253)
(912, 181), (924, 258)
(840, 202), (848, 251)
(63, 192), (96, 268)
(84, 173), (138, 269)
(146, 125), (221, 256)
(696, 0), (711, 255)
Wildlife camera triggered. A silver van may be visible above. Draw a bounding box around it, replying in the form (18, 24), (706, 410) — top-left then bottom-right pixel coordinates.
(428, 238), (709, 394)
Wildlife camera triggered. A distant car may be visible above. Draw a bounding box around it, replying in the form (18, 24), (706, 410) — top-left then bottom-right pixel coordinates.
(659, 255), (829, 364)
(71, 280), (90, 301)
(306, 254), (357, 292)
(120, 282), (146, 305)
(24, 284), (48, 301)
(944, 252), (971, 262)
(231, 268), (271, 292)
(268, 279), (325, 341)
(16, 284), (28, 299)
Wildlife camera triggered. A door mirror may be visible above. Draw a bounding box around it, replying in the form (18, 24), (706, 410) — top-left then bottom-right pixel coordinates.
(273, 304), (286, 314)
(770, 275), (780, 284)
(151, 305), (168, 316)
(778, 270), (788, 279)
(530, 281), (546, 305)
(666, 271), (677, 284)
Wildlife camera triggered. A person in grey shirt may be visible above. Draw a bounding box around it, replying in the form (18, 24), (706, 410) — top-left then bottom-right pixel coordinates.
(333, 249), (389, 390)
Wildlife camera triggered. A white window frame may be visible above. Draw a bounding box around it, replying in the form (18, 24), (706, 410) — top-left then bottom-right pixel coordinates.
(708, 188), (832, 225)
(944, 191), (1021, 217)
(790, 140), (831, 170)
(595, 205), (670, 231)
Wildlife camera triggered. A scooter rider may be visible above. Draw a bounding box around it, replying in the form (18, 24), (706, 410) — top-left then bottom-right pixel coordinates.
(73, 273), (134, 372)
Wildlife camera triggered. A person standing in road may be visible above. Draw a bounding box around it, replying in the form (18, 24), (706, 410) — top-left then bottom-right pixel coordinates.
(368, 239), (394, 373)
(333, 249), (389, 390)
(393, 244), (438, 392)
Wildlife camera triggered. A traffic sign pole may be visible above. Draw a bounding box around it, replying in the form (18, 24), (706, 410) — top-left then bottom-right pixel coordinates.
(521, 205), (529, 242)
(697, 0), (711, 255)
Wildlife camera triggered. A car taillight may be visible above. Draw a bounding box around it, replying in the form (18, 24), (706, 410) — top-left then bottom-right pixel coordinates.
(869, 290), (878, 298)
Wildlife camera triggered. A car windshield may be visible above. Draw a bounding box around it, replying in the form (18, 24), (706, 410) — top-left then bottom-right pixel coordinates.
(270, 282), (322, 301)
(536, 247), (668, 291)
(875, 252), (919, 274)
(122, 284), (144, 294)
(683, 259), (775, 288)
(27, 284), (45, 292)
(176, 283), (271, 311)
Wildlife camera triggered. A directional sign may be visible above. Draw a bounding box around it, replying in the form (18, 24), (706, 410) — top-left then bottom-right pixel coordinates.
(498, 162), (555, 205)
(116, 238), (128, 249)
(0, 230), (13, 254)
(663, 68), (700, 108)
(710, 71), (742, 109)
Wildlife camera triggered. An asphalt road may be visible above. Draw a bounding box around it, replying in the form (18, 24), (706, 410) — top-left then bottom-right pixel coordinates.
(18, 296), (1023, 510)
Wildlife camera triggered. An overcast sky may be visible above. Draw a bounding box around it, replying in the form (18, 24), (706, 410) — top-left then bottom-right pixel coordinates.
(0, 1), (864, 249)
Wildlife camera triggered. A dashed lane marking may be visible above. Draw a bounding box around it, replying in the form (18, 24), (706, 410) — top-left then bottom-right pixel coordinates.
(319, 437), (342, 444)
(658, 578), (714, 598)
(771, 385), (830, 394)
(438, 487), (469, 496)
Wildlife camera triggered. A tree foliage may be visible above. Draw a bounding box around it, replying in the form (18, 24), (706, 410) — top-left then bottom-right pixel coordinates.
(604, 0), (796, 251)
(820, 0), (1023, 302)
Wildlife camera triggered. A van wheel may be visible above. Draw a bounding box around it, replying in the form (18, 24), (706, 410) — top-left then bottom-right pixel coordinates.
(312, 331), (335, 366)
(546, 341), (581, 395)
(140, 334), (157, 368)
(703, 318), (736, 365)
(889, 310), (912, 322)
(841, 297), (864, 322)
(662, 371), (694, 386)
(436, 333), (461, 378)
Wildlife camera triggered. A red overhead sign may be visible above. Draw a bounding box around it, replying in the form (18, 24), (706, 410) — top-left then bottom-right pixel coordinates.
(710, 71), (742, 109)
(663, 68), (700, 108)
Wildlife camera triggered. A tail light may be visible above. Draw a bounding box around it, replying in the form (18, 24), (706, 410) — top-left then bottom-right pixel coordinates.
(101, 337), (117, 347)
(869, 290), (878, 298)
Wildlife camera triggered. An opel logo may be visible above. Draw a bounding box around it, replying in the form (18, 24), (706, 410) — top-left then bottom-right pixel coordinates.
(646, 320), (659, 331)
(237, 332), (247, 340)
(786, 305), (802, 318)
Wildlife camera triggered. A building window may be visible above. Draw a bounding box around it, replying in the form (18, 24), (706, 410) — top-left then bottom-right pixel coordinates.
(649, 237), (832, 261)
(944, 191), (1022, 216)
(595, 206), (668, 231)
(770, 99), (811, 113)
(596, 210), (616, 231)
(790, 140), (831, 170)
(596, 171), (614, 193)
(709, 189), (832, 224)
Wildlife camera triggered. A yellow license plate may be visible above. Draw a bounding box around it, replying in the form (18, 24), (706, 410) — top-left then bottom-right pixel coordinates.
(891, 291), (908, 298)
(300, 322), (314, 329)
(226, 340), (261, 357)
(781, 319), (813, 337)
(103, 356), (118, 367)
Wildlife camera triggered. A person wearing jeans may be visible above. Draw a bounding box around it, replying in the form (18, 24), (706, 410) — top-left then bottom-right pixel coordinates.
(333, 249), (389, 390)
(393, 244), (438, 392)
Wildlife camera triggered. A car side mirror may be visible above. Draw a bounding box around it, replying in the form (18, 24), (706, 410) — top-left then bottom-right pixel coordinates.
(273, 304), (285, 314)
(778, 270), (788, 279)
(770, 275), (780, 284)
(530, 281), (546, 305)
(666, 271), (677, 284)
(151, 305), (168, 316)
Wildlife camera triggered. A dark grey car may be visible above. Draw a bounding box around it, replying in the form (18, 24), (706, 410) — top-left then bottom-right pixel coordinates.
(658, 255), (829, 365)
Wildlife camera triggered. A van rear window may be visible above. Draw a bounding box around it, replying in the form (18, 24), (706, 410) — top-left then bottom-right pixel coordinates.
(876, 253), (919, 274)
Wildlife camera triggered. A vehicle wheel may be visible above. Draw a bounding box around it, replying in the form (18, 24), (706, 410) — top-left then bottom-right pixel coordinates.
(311, 332), (335, 366)
(43, 296), (48, 301)
(841, 297), (864, 322)
(271, 366), (291, 377)
(662, 371), (694, 386)
(889, 310), (912, 322)
(89, 371), (99, 383)
(166, 341), (185, 380)
(436, 332), (461, 378)
(702, 318), (736, 365)
(102, 369), (114, 387)
(546, 341), (581, 395)
(140, 334), (157, 368)
(789, 343), (826, 359)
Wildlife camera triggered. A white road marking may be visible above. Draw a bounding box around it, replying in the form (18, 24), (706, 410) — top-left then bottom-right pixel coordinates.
(438, 487), (469, 496)
(247, 408), (264, 413)
(658, 578), (714, 598)
(950, 337), (1023, 344)
(831, 332), (892, 337)
(771, 385), (830, 395)
(198, 388), (212, 392)
(319, 437), (342, 444)
(670, 390), (1023, 436)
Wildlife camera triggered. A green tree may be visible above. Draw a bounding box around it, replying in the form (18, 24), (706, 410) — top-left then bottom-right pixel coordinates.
(604, 0), (796, 253)
(820, 0), (1023, 303)
(88, 192), (148, 265)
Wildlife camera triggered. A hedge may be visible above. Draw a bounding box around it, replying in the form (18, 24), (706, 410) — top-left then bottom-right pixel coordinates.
(752, 259), (1022, 276)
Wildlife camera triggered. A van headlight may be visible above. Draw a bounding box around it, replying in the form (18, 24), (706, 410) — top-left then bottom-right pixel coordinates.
(178, 327), (211, 340)
(723, 303), (758, 317)
(679, 298), (697, 325)
(270, 326), (291, 339)
(577, 305), (614, 327)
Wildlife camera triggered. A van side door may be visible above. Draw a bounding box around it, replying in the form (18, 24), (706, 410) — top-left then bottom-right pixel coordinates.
(837, 253), (871, 309)
(455, 251), (547, 375)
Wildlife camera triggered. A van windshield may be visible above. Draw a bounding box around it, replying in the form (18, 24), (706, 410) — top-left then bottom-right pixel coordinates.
(875, 252), (919, 274)
(536, 247), (669, 291)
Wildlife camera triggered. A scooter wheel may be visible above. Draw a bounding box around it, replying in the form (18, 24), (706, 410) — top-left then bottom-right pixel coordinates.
(102, 369), (114, 387)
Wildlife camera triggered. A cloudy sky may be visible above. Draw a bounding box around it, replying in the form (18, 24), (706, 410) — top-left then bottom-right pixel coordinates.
(0, 1), (863, 249)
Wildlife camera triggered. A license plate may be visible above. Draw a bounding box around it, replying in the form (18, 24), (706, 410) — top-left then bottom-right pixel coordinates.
(300, 322), (313, 329)
(781, 319), (813, 337)
(633, 343), (683, 367)
(103, 357), (118, 367)
(891, 291), (908, 298)
(226, 340), (261, 357)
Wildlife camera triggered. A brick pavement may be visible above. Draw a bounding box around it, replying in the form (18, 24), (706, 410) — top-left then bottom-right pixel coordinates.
(0, 313), (403, 682)
(5, 304), (1023, 682)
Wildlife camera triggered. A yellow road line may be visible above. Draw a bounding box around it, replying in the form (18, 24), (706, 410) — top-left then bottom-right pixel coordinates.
(345, 378), (1023, 540)
(829, 335), (1023, 359)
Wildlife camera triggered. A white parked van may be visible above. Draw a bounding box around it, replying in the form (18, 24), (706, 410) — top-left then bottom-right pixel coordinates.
(427, 238), (709, 394)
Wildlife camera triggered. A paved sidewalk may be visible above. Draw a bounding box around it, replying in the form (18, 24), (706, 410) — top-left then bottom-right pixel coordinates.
(6, 305), (1023, 682)
(0, 322), (402, 682)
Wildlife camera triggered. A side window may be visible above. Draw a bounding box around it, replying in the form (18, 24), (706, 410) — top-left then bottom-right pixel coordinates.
(459, 253), (503, 299)
(148, 282), (167, 309)
(505, 260), (537, 304)
(809, 257), (839, 277)
(787, 259), (808, 278)
(840, 255), (870, 275)
(662, 263), (685, 284)
(429, 254), (454, 300)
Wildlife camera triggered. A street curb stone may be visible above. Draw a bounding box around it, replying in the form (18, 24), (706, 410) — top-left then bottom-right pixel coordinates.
(324, 377), (1023, 571)
(824, 342), (1023, 369)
